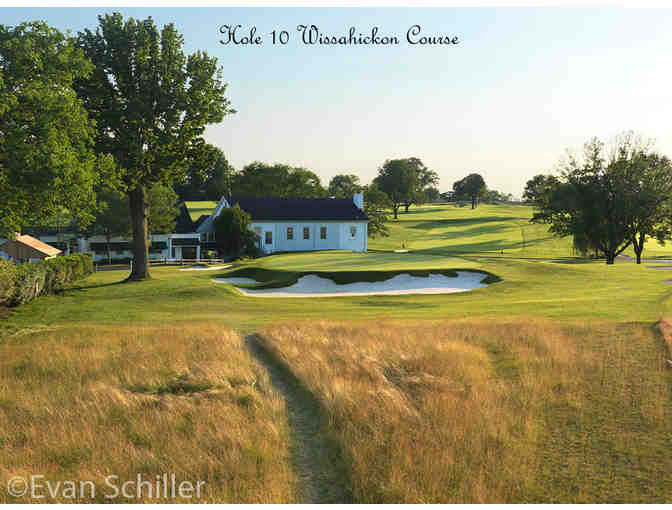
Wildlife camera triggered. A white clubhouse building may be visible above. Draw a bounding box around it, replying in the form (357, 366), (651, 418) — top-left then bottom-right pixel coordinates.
(195, 193), (369, 255)
(2, 193), (369, 263)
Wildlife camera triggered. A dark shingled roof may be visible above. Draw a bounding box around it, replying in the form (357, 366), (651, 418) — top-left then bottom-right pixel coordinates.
(174, 203), (198, 233)
(228, 196), (368, 221)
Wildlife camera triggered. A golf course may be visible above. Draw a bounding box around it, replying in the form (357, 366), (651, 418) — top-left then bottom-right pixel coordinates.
(2, 203), (672, 503)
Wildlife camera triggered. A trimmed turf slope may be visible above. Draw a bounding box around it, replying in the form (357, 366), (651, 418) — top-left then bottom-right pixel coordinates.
(370, 203), (672, 259)
(3, 247), (672, 335)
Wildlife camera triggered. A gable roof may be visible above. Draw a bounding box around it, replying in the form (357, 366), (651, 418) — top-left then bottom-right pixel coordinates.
(3, 234), (62, 258)
(175, 203), (199, 233)
(228, 196), (369, 222)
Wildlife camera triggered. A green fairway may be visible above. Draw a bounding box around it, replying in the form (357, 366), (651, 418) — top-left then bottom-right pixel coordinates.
(369, 203), (578, 258)
(3, 238), (672, 336)
(369, 203), (672, 260)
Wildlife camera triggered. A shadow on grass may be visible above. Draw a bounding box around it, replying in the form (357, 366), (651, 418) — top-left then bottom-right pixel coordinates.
(547, 258), (597, 265)
(357, 300), (439, 308)
(394, 207), (442, 215)
(409, 216), (528, 230)
(66, 280), (128, 292)
(410, 235), (555, 256)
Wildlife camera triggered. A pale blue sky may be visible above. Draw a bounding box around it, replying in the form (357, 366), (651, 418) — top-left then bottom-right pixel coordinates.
(4, 7), (672, 196)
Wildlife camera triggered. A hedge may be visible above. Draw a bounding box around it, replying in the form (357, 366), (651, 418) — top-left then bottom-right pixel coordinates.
(1, 253), (94, 307)
(0, 259), (17, 304)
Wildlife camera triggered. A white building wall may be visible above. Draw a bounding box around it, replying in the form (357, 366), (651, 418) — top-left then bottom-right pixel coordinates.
(338, 222), (367, 253)
(250, 221), (367, 254)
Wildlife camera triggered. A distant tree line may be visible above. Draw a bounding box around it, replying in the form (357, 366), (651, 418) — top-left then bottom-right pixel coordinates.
(523, 132), (672, 264)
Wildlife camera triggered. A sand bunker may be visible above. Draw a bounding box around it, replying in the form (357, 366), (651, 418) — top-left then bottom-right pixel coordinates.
(212, 271), (489, 297)
(180, 265), (231, 271)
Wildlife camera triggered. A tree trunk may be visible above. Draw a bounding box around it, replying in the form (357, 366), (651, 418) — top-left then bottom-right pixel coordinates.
(393, 205), (398, 219)
(605, 252), (615, 265)
(471, 196), (476, 209)
(632, 233), (645, 264)
(128, 184), (151, 280)
(404, 203), (410, 213)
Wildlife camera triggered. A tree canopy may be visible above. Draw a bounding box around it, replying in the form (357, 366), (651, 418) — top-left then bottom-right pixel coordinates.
(402, 157), (439, 211)
(531, 133), (672, 264)
(0, 21), (112, 237)
(373, 159), (418, 219)
(233, 162), (326, 198)
(363, 184), (392, 238)
(174, 145), (233, 201)
(147, 184), (179, 234)
(328, 174), (362, 198)
(522, 174), (560, 207)
(214, 204), (257, 257)
(453, 173), (487, 209)
(75, 13), (234, 280)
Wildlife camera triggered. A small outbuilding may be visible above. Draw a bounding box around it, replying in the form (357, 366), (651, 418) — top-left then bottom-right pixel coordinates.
(0, 234), (62, 264)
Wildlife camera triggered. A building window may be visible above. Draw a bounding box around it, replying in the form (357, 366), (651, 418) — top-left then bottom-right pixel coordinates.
(303, 227), (310, 240)
(200, 233), (207, 242)
(287, 227), (293, 240)
(265, 231), (273, 245)
(320, 226), (327, 240)
(350, 226), (357, 238)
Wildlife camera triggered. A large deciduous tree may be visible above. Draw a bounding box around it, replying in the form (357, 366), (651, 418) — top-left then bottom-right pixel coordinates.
(402, 157), (439, 212)
(75, 13), (234, 280)
(0, 21), (112, 237)
(453, 173), (486, 209)
(532, 133), (672, 264)
(373, 159), (417, 219)
(625, 152), (672, 264)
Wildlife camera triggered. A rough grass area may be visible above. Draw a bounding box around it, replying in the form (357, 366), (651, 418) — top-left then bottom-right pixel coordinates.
(0, 324), (297, 503)
(259, 319), (672, 503)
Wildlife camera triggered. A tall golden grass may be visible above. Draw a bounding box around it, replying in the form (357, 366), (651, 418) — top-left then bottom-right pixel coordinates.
(0, 324), (297, 503)
(260, 319), (672, 503)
